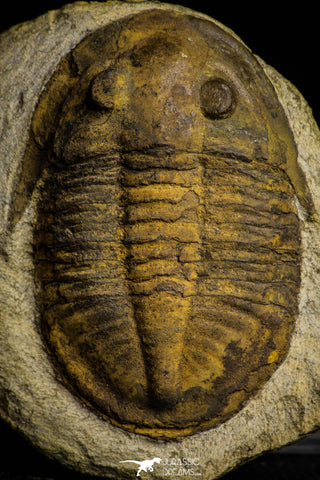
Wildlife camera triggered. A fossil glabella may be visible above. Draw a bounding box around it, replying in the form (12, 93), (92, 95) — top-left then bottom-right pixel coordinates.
(14, 9), (313, 439)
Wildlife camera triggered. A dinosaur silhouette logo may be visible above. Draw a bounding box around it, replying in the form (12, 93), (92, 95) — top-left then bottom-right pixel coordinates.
(120, 457), (162, 476)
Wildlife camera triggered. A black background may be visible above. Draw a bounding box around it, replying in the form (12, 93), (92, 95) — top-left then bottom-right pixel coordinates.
(0, 1), (320, 479)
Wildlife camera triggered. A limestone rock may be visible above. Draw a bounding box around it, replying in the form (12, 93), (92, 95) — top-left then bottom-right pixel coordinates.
(0, 2), (320, 479)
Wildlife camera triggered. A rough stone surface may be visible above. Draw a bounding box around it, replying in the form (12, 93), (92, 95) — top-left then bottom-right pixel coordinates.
(24, 7), (308, 440)
(0, 2), (320, 479)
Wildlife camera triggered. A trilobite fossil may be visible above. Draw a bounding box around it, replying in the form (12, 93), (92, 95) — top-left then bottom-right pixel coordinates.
(13, 9), (313, 438)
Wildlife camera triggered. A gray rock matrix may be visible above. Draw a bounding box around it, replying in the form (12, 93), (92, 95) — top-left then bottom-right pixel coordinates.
(0, 2), (320, 479)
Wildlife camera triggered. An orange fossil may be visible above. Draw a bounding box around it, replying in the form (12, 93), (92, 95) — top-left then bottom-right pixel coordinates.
(14, 10), (312, 438)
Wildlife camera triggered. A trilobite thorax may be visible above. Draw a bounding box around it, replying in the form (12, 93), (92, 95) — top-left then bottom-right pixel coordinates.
(20, 10), (312, 438)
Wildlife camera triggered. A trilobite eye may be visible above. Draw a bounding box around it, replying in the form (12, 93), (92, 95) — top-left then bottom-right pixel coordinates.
(200, 78), (236, 120)
(90, 68), (117, 110)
